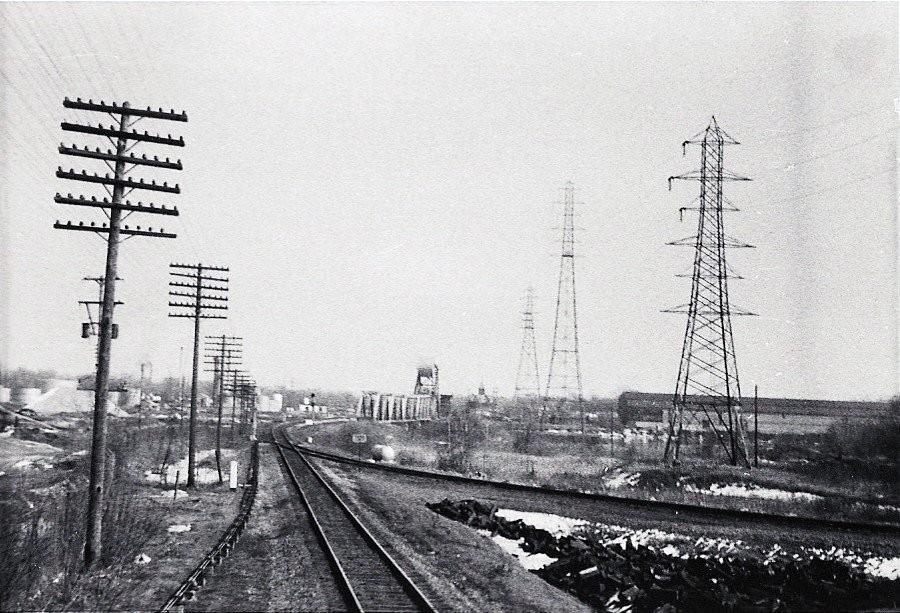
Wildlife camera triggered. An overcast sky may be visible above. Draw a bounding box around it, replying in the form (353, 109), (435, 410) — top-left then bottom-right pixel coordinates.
(0, 2), (896, 400)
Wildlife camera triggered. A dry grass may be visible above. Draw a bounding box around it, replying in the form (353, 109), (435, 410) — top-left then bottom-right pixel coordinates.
(0, 418), (249, 611)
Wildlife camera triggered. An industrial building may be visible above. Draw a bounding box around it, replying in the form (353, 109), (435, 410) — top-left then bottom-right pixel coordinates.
(618, 391), (892, 435)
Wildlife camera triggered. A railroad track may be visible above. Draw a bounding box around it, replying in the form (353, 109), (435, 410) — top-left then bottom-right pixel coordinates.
(284, 426), (900, 538)
(274, 427), (437, 613)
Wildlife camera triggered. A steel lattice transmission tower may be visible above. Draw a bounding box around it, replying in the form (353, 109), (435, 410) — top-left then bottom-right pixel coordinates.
(662, 117), (755, 467)
(514, 287), (541, 402)
(545, 182), (584, 427)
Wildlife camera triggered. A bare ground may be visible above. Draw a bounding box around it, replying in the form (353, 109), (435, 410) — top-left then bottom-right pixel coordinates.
(313, 458), (591, 613)
(185, 442), (344, 612)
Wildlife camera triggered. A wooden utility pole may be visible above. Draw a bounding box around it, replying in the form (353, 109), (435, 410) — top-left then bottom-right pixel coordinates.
(204, 335), (242, 483)
(224, 373), (254, 436)
(754, 384), (759, 468)
(168, 263), (229, 487)
(54, 97), (186, 568)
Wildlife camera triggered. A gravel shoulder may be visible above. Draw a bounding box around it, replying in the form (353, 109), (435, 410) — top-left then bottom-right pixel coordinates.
(186, 442), (344, 612)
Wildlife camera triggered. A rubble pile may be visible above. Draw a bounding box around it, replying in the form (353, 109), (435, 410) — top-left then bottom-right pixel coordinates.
(427, 498), (898, 612)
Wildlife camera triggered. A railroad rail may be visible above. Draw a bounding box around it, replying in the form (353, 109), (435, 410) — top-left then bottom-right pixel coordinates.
(274, 427), (437, 613)
(285, 427), (900, 538)
(159, 442), (260, 612)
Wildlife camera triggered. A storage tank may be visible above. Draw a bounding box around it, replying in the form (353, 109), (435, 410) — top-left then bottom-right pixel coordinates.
(371, 444), (396, 463)
(14, 388), (41, 405)
(0, 387), (10, 402)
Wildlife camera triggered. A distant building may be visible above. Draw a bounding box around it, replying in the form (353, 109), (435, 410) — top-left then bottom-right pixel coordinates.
(359, 364), (451, 421)
(618, 391), (891, 435)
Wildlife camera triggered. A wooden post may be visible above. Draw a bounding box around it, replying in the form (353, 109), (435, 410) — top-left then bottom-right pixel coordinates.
(754, 384), (759, 468)
(187, 265), (203, 488)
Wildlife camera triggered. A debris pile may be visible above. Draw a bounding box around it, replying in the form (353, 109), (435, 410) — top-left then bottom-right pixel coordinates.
(427, 498), (899, 612)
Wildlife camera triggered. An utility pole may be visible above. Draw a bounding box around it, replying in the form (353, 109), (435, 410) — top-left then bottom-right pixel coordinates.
(226, 376), (255, 437)
(754, 384), (759, 468)
(168, 263), (229, 487)
(178, 345), (185, 411)
(545, 182), (584, 433)
(224, 369), (250, 439)
(203, 335), (242, 483)
(54, 97), (186, 568)
(662, 117), (755, 467)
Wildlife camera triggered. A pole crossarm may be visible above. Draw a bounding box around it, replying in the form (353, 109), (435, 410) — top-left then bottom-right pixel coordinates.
(168, 281), (228, 291)
(168, 302), (228, 310)
(59, 144), (183, 170)
(170, 272), (228, 282)
(54, 220), (176, 238)
(61, 122), (185, 147)
(64, 97), (188, 121)
(169, 292), (229, 301)
(171, 263), (229, 272)
(56, 168), (180, 193)
(168, 313), (227, 319)
(55, 194), (179, 216)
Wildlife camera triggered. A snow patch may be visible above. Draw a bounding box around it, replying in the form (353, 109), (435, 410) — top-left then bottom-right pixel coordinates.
(504, 510), (898, 580)
(167, 524), (191, 533)
(495, 509), (587, 537)
(604, 471), (641, 489)
(145, 449), (222, 485)
(477, 530), (557, 570)
(684, 482), (823, 502)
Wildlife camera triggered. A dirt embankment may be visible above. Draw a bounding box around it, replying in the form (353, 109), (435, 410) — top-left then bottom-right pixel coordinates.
(312, 457), (591, 613)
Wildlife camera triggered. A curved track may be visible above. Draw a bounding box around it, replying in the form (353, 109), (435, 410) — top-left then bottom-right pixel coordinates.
(285, 425), (900, 539)
(274, 427), (437, 613)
